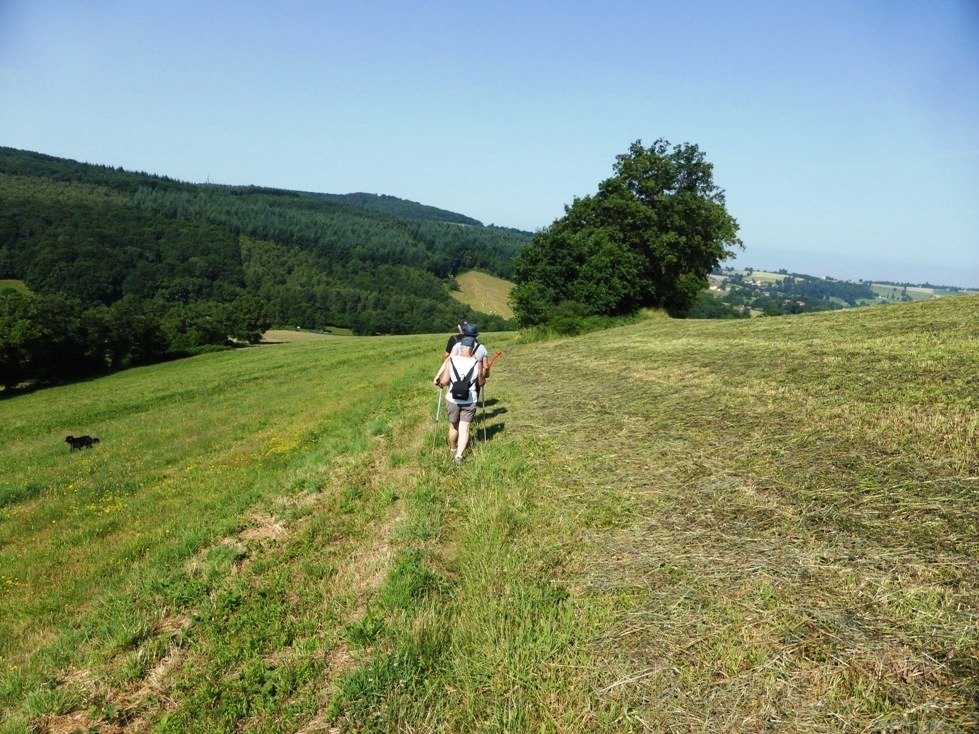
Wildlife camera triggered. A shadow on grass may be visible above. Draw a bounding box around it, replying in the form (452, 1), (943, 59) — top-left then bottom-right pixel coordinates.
(480, 407), (508, 420)
(475, 421), (505, 443)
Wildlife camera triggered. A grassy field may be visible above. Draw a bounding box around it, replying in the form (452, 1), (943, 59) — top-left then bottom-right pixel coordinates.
(867, 284), (979, 301)
(1, 298), (977, 732)
(728, 269), (785, 283)
(261, 328), (352, 343)
(0, 279), (30, 294)
(448, 270), (515, 319)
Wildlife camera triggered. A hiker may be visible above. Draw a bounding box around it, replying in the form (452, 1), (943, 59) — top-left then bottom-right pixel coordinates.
(450, 323), (492, 384)
(433, 335), (485, 465)
(443, 319), (468, 360)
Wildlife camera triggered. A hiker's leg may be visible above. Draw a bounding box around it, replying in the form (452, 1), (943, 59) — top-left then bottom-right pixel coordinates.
(455, 404), (477, 459)
(455, 418), (471, 459)
(448, 420), (459, 453)
(446, 403), (462, 453)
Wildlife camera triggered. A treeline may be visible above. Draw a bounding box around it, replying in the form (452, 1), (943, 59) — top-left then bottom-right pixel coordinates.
(313, 192), (483, 226)
(0, 147), (527, 387)
(0, 289), (270, 391)
(238, 237), (509, 335)
(768, 274), (874, 305)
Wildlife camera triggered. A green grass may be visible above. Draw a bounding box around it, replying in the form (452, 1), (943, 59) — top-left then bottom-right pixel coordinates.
(869, 283), (936, 301)
(0, 279), (30, 294)
(261, 327), (351, 342)
(0, 333), (443, 731)
(449, 269), (516, 318)
(497, 295), (979, 732)
(1, 299), (977, 732)
(728, 269), (784, 283)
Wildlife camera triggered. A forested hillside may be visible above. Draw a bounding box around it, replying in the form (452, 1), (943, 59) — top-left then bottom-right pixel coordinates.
(0, 147), (529, 334)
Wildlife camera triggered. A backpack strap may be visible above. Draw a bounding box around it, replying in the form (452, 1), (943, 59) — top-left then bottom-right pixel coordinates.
(449, 358), (463, 382)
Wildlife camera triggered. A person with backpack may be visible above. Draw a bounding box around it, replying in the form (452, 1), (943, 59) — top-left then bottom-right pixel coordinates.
(433, 335), (485, 465)
(443, 319), (468, 360)
(450, 323), (492, 384)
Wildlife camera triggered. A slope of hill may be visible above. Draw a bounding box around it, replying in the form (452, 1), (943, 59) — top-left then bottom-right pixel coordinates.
(448, 269), (516, 319)
(0, 147), (531, 335)
(1, 297), (976, 731)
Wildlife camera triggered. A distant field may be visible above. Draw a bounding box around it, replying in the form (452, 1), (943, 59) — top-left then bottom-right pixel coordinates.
(870, 283), (926, 300)
(261, 327), (352, 342)
(0, 279), (30, 293)
(867, 283), (973, 301)
(729, 269), (783, 283)
(728, 270), (978, 301)
(448, 270), (515, 319)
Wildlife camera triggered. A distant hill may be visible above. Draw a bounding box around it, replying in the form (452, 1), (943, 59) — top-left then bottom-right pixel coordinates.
(314, 192), (483, 226)
(448, 270), (515, 319)
(707, 267), (979, 317)
(0, 147), (532, 335)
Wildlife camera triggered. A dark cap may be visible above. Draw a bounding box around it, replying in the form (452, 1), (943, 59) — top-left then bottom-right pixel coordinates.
(463, 323), (478, 337)
(458, 319), (468, 328)
(460, 336), (476, 348)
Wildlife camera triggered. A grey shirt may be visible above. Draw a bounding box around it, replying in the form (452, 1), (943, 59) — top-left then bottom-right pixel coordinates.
(450, 341), (488, 363)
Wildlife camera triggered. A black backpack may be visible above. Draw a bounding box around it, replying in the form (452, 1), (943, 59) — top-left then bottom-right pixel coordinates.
(449, 358), (477, 401)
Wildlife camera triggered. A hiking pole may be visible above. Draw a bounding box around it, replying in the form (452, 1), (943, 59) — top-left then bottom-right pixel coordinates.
(480, 385), (487, 444)
(479, 351), (502, 446)
(433, 386), (444, 454)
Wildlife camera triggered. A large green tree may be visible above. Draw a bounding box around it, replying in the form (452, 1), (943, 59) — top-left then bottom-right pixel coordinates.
(511, 139), (742, 323)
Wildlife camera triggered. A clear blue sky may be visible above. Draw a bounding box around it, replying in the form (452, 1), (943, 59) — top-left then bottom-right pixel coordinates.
(2, 1), (977, 286)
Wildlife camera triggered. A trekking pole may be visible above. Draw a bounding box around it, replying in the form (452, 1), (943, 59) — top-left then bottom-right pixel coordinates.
(478, 351), (502, 446)
(480, 385), (487, 444)
(433, 386), (444, 454)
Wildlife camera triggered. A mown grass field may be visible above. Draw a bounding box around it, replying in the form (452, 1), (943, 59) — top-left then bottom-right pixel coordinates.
(1, 297), (977, 732)
(448, 270), (515, 319)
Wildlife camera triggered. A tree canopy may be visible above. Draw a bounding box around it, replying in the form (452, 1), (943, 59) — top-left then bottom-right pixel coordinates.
(510, 139), (741, 324)
(0, 146), (527, 389)
(0, 147), (530, 337)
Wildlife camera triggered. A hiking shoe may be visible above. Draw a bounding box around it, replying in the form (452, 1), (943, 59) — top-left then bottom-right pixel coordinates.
(453, 456), (463, 466)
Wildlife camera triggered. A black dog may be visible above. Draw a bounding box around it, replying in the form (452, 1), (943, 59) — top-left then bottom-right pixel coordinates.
(65, 435), (100, 451)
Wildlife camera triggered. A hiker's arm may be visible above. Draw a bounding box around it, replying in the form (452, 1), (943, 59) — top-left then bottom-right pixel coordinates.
(433, 358), (449, 387)
(480, 346), (493, 379)
(477, 360), (486, 387)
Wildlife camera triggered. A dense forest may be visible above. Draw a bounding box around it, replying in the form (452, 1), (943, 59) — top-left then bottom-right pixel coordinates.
(0, 147), (530, 389)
